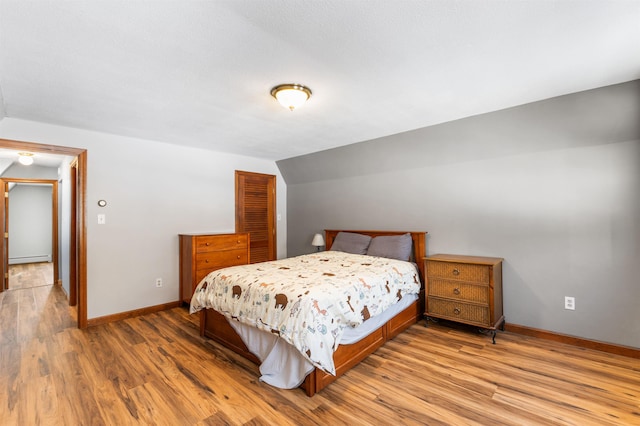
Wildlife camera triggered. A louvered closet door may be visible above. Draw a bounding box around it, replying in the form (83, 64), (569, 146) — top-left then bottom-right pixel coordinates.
(235, 171), (276, 263)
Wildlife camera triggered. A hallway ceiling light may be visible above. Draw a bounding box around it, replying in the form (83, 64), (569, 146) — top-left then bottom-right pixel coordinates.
(270, 84), (312, 111)
(18, 152), (34, 166)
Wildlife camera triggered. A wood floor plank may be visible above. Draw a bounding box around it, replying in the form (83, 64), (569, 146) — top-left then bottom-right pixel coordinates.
(127, 380), (194, 425)
(46, 349), (106, 425)
(0, 301), (18, 345)
(1, 265), (639, 425)
(17, 375), (58, 425)
(405, 336), (639, 424)
(452, 335), (640, 412)
(76, 346), (139, 425)
(0, 375), (20, 425)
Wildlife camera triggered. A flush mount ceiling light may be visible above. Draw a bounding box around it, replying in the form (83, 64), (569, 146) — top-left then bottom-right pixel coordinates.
(270, 84), (312, 111)
(18, 152), (34, 166)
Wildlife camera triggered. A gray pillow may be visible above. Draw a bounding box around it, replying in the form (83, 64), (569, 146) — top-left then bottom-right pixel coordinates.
(366, 233), (412, 261)
(330, 232), (372, 255)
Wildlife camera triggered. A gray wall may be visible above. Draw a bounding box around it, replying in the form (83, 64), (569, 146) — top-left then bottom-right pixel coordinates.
(7, 184), (52, 264)
(277, 80), (640, 348)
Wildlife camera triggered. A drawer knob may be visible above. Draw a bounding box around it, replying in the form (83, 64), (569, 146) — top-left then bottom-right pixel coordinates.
(205, 259), (209, 263)
(452, 268), (460, 276)
(453, 288), (460, 295)
(236, 255), (240, 259)
(205, 242), (210, 246)
(453, 307), (461, 315)
(237, 240), (241, 243)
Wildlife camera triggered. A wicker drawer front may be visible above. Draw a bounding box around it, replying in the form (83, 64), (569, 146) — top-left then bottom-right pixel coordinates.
(196, 248), (248, 270)
(428, 297), (490, 326)
(196, 234), (248, 253)
(426, 261), (489, 284)
(428, 278), (489, 304)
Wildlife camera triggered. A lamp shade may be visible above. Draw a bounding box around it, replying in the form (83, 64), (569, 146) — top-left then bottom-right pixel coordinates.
(311, 233), (325, 247)
(271, 84), (312, 111)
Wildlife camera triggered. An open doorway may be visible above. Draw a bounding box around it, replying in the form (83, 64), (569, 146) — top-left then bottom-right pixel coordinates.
(0, 139), (87, 328)
(3, 179), (58, 291)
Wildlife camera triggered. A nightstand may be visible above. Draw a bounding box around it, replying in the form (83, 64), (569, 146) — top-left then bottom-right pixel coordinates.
(424, 254), (504, 343)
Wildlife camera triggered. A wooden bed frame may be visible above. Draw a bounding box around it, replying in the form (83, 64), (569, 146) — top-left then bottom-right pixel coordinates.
(199, 229), (427, 396)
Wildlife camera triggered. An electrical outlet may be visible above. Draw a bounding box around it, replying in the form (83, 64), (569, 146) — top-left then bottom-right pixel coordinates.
(155, 278), (162, 288)
(564, 296), (575, 310)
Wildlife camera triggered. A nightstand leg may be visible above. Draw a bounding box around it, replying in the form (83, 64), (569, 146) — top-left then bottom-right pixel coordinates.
(491, 330), (497, 344)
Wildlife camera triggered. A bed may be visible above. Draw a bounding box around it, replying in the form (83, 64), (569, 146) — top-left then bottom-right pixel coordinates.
(190, 229), (427, 396)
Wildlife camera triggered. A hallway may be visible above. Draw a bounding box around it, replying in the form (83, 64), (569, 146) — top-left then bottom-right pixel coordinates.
(8, 262), (54, 290)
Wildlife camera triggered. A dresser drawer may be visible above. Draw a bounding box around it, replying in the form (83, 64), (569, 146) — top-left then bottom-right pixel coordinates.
(195, 263), (246, 285)
(195, 268), (213, 285)
(427, 297), (490, 326)
(426, 260), (489, 284)
(196, 234), (248, 253)
(428, 278), (489, 304)
(196, 248), (248, 270)
(194, 250), (248, 283)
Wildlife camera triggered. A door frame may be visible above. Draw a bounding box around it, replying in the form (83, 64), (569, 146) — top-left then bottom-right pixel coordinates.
(0, 139), (88, 328)
(1, 178), (59, 289)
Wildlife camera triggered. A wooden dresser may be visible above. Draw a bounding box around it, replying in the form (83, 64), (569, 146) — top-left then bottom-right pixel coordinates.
(179, 233), (250, 305)
(425, 254), (504, 343)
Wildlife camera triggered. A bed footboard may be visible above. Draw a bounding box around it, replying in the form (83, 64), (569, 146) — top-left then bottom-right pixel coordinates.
(303, 296), (421, 396)
(200, 295), (421, 396)
(200, 308), (260, 364)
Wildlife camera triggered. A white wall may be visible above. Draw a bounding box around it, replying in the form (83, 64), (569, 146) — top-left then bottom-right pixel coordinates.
(2, 163), (59, 179)
(0, 118), (287, 319)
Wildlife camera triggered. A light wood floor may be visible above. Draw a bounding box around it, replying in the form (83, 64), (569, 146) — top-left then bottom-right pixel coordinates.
(0, 281), (639, 425)
(8, 262), (54, 290)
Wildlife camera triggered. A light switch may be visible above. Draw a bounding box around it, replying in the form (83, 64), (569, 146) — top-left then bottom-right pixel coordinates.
(97, 214), (106, 225)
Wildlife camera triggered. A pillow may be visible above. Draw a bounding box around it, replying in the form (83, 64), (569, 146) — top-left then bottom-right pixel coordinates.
(366, 233), (413, 261)
(329, 232), (372, 255)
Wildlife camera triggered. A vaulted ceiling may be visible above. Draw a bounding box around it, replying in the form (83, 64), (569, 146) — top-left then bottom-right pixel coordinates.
(1, 0), (639, 161)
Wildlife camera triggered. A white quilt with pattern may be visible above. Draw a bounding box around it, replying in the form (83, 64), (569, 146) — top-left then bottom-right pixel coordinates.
(190, 251), (420, 375)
